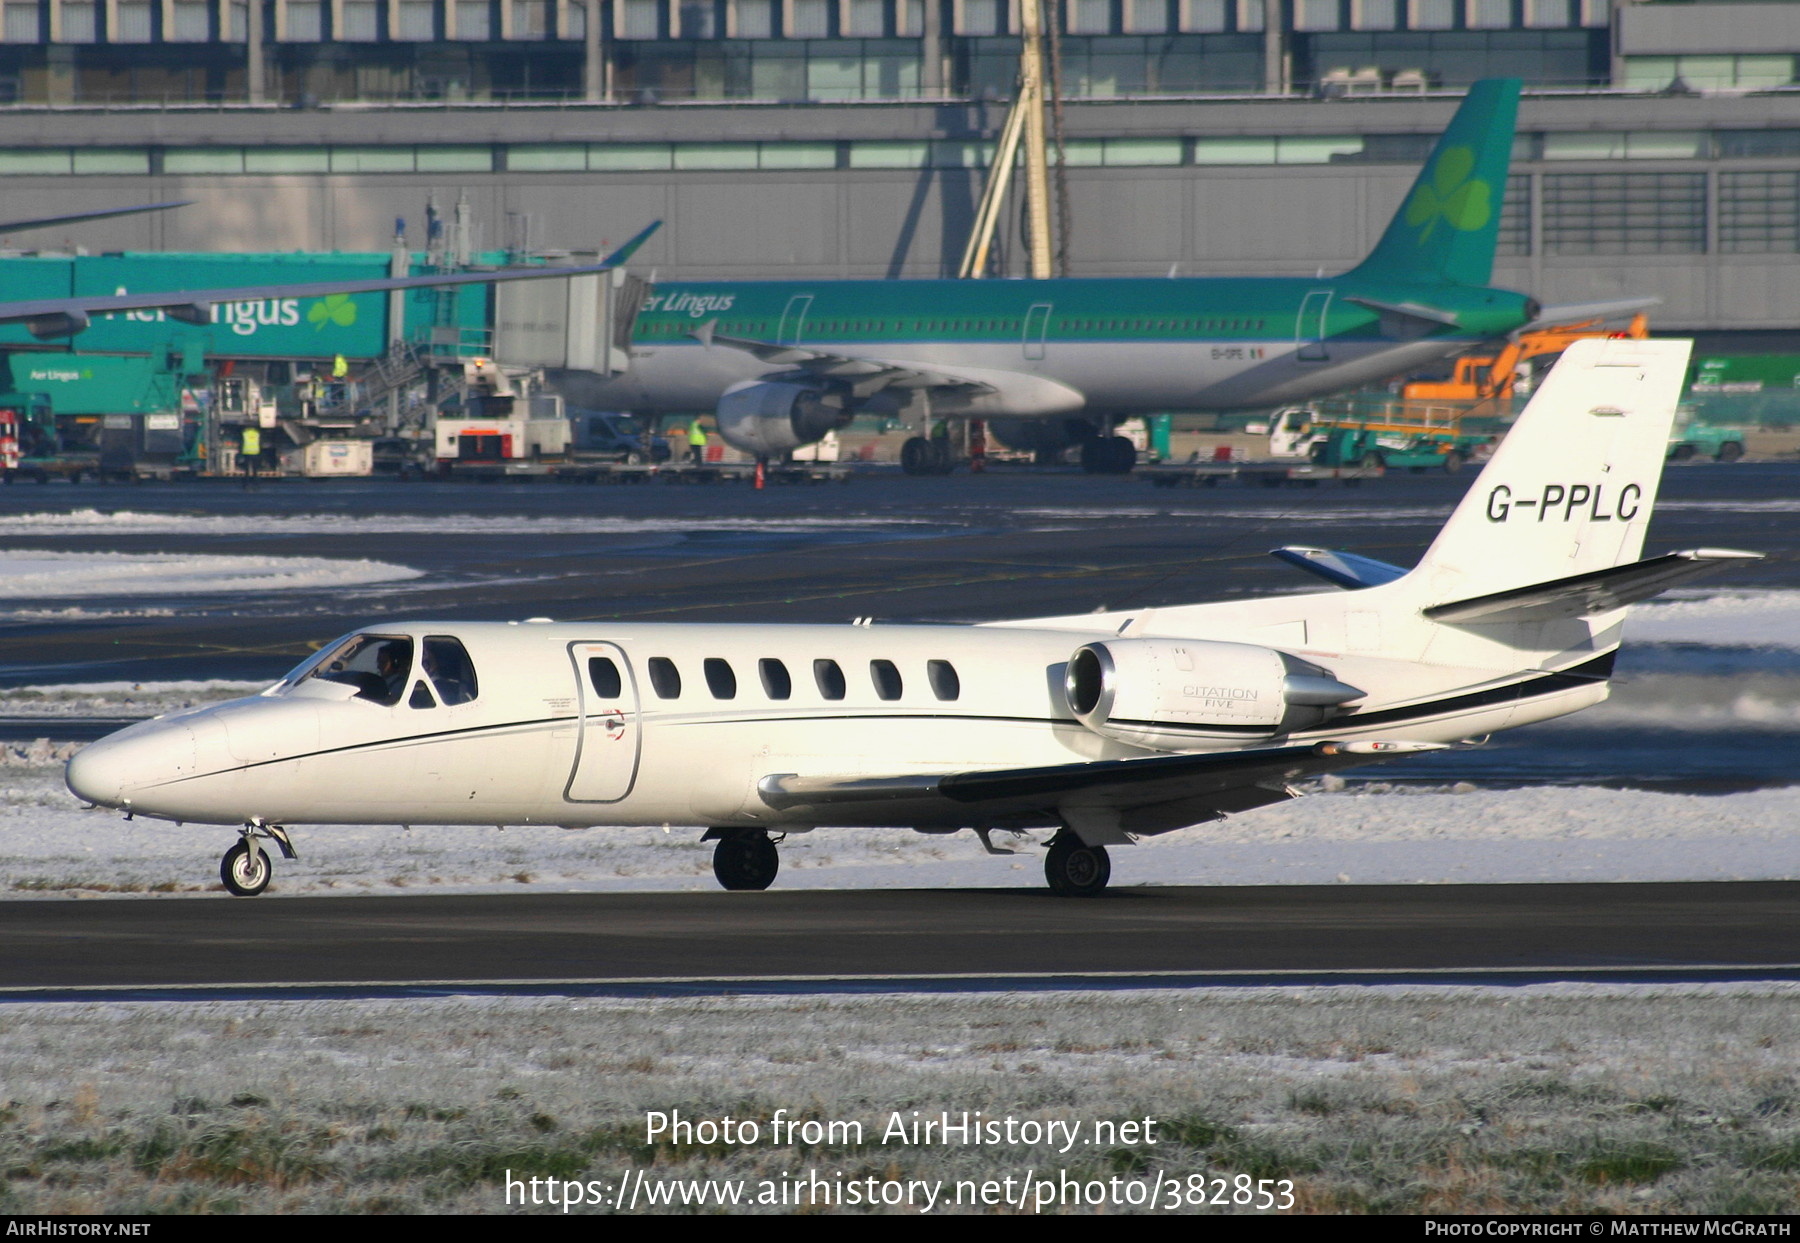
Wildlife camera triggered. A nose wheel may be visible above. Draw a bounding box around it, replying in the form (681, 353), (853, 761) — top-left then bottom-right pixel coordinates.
(219, 823), (296, 897)
(706, 828), (781, 891)
(1044, 830), (1111, 897)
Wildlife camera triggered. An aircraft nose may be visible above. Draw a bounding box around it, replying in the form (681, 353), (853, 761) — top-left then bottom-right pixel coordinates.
(65, 721), (195, 809)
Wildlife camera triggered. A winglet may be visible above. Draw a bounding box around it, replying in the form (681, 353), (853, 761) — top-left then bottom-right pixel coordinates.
(600, 220), (661, 269)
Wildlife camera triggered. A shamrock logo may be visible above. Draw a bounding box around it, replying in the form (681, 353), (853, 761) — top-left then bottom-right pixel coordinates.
(1404, 146), (1491, 244)
(307, 294), (358, 331)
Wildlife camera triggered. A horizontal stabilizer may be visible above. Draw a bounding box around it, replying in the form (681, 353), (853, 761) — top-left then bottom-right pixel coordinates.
(1271, 546), (1409, 591)
(1524, 296), (1661, 330)
(1344, 296), (1462, 328)
(1423, 548), (1764, 625)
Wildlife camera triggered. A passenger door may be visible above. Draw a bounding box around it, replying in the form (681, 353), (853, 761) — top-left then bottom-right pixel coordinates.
(565, 642), (642, 803)
(1296, 290), (1332, 362)
(1023, 302), (1052, 361)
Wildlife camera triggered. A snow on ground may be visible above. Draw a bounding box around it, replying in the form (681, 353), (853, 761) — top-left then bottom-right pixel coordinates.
(0, 550), (419, 597)
(1, 508), (936, 537)
(1625, 589), (1800, 649)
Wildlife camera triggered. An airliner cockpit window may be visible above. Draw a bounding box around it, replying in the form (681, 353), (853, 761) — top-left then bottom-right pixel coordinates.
(295, 634), (415, 706)
(422, 635), (479, 705)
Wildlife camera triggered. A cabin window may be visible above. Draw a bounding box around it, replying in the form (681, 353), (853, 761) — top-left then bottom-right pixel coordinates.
(588, 656), (622, 699)
(927, 659), (961, 702)
(648, 657), (682, 699)
(870, 659), (903, 701)
(423, 635), (478, 705)
(704, 657), (737, 700)
(409, 680), (436, 709)
(298, 633), (414, 706)
(760, 658), (792, 700)
(813, 658), (846, 701)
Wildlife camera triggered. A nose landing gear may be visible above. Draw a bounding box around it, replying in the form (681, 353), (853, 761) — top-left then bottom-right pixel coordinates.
(220, 822), (297, 897)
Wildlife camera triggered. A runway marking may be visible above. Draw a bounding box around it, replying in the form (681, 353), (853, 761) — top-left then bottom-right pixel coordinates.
(5, 963), (1800, 1004)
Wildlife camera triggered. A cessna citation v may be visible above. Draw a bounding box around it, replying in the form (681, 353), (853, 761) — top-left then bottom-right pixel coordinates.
(67, 339), (1754, 897)
(576, 78), (1649, 474)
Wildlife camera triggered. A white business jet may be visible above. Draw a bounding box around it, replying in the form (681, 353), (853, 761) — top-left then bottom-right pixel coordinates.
(66, 338), (1757, 898)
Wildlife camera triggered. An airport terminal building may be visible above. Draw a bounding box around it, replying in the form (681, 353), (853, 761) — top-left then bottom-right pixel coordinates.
(0, 0), (1796, 340)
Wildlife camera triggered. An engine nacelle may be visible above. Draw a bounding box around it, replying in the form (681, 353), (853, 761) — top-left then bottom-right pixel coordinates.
(1063, 639), (1364, 752)
(716, 380), (849, 457)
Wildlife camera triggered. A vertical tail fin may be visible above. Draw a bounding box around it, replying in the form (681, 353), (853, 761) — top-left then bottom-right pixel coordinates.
(1405, 337), (1693, 605)
(1350, 78), (1520, 288)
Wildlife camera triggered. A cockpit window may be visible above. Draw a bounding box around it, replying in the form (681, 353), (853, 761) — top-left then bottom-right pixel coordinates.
(422, 635), (479, 705)
(298, 634), (415, 706)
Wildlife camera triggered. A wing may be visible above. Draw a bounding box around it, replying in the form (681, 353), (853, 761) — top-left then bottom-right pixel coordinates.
(756, 739), (1445, 841)
(0, 220), (661, 337)
(691, 319), (994, 398)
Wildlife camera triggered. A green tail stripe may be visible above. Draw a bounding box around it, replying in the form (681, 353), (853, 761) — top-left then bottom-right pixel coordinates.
(1352, 78), (1520, 289)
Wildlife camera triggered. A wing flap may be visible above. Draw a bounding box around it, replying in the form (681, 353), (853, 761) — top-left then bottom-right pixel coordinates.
(1423, 548), (1764, 625)
(758, 740), (1445, 829)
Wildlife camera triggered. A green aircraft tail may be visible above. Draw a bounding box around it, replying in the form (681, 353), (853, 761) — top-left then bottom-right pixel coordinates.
(1350, 77), (1520, 288)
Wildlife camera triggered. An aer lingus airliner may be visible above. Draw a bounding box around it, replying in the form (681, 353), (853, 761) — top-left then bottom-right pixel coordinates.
(574, 78), (1647, 474)
(66, 338), (1753, 898)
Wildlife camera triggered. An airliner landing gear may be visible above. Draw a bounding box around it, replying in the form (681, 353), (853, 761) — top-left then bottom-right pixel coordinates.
(220, 822), (296, 897)
(706, 828), (781, 891)
(1079, 435), (1137, 475)
(1044, 830), (1111, 897)
(900, 436), (953, 476)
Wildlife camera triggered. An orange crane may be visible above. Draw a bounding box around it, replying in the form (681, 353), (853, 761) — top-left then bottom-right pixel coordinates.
(1402, 313), (1651, 405)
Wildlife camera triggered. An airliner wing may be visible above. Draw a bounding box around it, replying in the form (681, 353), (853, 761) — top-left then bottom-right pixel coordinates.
(0, 220), (661, 336)
(691, 320), (993, 394)
(757, 740), (1443, 837)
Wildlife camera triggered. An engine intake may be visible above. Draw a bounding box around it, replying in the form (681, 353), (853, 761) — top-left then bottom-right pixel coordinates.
(1064, 639), (1364, 751)
(716, 380), (851, 456)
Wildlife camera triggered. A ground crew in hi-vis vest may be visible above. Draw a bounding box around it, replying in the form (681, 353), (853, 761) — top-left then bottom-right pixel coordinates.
(687, 419), (707, 465)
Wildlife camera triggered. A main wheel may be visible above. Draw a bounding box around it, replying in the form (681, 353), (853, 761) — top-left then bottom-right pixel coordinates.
(1107, 435), (1137, 473)
(900, 436), (933, 476)
(712, 832), (780, 891)
(1044, 832), (1111, 898)
(220, 840), (271, 896)
(928, 439), (956, 474)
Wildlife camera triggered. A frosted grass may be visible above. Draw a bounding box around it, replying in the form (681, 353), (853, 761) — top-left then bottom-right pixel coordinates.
(0, 986), (1796, 1213)
(0, 551), (420, 598)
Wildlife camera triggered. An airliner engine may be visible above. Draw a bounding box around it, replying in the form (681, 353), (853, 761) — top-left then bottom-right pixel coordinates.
(715, 380), (853, 457)
(1063, 639), (1365, 751)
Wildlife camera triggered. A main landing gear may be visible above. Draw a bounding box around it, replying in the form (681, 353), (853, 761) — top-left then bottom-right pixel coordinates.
(1043, 829), (1111, 898)
(220, 822), (297, 897)
(705, 827), (781, 891)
